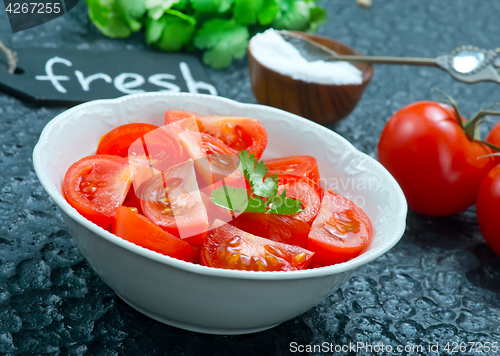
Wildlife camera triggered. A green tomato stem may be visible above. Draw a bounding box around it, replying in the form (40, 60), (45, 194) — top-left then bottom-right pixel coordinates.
(432, 89), (464, 131)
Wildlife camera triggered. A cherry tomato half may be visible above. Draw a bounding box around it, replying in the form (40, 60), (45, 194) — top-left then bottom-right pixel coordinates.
(97, 123), (159, 157)
(201, 220), (314, 271)
(165, 110), (268, 159)
(139, 160), (209, 247)
(477, 165), (500, 256)
(308, 190), (373, 267)
(265, 155), (320, 185)
(63, 155), (136, 229)
(378, 101), (496, 216)
(276, 174), (321, 225)
(112, 206), (197, 262)
(228, 212), (310, 249)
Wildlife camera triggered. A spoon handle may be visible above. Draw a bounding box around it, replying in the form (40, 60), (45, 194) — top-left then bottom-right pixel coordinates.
(325, 54), (437, 66)
(281, 31), (438, 66)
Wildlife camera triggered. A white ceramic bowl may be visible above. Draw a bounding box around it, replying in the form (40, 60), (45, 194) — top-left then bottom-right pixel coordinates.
(33, 92), (407, 335)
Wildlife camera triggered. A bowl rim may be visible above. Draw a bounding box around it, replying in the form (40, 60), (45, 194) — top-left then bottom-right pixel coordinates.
(33, 92), (407, 281)
(248, 30), (375, 86)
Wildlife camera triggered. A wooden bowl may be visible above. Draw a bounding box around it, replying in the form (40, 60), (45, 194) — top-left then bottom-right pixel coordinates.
(248, 32), (374, 125)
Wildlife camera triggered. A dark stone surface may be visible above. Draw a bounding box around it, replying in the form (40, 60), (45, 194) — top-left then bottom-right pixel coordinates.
(1, 1), (500, 355)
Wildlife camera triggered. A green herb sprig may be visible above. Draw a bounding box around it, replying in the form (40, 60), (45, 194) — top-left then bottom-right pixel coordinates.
(210, 150), (304, 214)
(84, 0), (327, 69)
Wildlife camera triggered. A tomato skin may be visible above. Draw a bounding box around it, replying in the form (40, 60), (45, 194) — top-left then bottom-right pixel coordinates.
(228, 212), (310, 249)
(477, 165), (500, 255)
(276, 175), (321, 225)
(308, 190), (373, 267)
(486, 122), (500, 164)
(377, 101), (496, 216)
(97, 123), (159, 157)
(265, 155), (320, 185)
(112, 206), (197, 262)
(139, 160), (209, 247)
(63, 155), (135, 229)
(487, 121), (500, 146)
(165, 110), (268, 159)
(201, 220), (314, 271)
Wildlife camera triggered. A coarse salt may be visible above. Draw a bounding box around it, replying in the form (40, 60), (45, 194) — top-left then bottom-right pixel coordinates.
(249, 29), (363, 85)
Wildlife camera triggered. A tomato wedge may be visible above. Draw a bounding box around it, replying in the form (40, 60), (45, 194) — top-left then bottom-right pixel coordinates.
(165, 110), (268, 159)
(139, 160), (209, 247)
(200, 132), (237, 156)
(167, 119), (240, 187)
(97, 123), (159, 157)
(265, 155), (320, 184)
(276, 175), (321, 225)
(112, 206), (197, 262)
(129, 127), (189, 172)
(63, 155), (136, 229)
(308, 190), (373, 267)
(228, 212), (310, 249)
(201, 220), (314, 271)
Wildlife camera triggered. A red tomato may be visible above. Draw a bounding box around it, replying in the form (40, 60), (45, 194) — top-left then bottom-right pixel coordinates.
(97, 123), (159, 157)
(63, 155), (136, 229)
(487, 121), (500, 146)
(112, 206), (197, 262)
(476, 165), (500, 255)
(122, 187), (142, 214)
(308, 190), (373, 267)
(377, 101), (497, 216)
(200, 132), (237, 156)
(172, 127), (238, 187)
(486, 121), (500, 164)
(265, 155), (320, 185)
(276, 175), (321, 225)
(228, 212), (310, 249)
(139, 160), (209, 247)
(201, 220), (314, 271)
(128, 127), (189, 172)
(165, 110), (268, 159)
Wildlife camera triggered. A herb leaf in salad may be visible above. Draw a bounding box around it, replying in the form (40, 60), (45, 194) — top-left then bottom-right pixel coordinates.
(210, 150), (304, 214)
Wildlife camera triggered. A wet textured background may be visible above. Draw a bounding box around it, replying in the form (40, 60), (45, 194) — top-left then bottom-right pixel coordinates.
(1, 1), (500, 355)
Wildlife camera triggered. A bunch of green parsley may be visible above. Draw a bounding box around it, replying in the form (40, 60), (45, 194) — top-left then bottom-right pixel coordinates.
(84, 0), (327, 69)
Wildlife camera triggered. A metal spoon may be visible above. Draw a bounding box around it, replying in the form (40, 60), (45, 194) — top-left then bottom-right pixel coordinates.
(280, 31), (500, 84)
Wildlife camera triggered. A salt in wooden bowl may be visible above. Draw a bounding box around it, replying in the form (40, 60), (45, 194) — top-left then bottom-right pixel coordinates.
(248, 32), (374, 125)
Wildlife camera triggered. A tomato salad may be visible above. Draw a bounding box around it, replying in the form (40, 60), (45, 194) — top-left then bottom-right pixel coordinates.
(63, 110), (373, 271)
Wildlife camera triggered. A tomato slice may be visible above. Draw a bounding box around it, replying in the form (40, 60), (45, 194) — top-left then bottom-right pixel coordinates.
(228, 212), (310, 249)
(63, 155), (136, 229)
(308, 190), (373, 267)
(112, 206), (197, 262)
(139, 160), (209, 247)
(97, 123), (159, 157)
(200, 132), (237, 156)
(265, 155), (320, 184)
(276, 175), (321, 225)
(201, 220), (314, 271)
(167, 119), (239, 187)
(165, 110), (268, 159)
(129, 127), (189, 172)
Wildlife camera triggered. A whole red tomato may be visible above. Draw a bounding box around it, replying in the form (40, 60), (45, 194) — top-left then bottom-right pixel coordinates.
(476, 165), (500, 255)
(378, 101), (497, 216)
(486, 120), (500, 164)
(486, 120), (500, 146)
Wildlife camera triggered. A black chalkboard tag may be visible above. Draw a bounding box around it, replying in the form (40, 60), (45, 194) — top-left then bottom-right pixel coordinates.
(0, 48), (218, 106)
